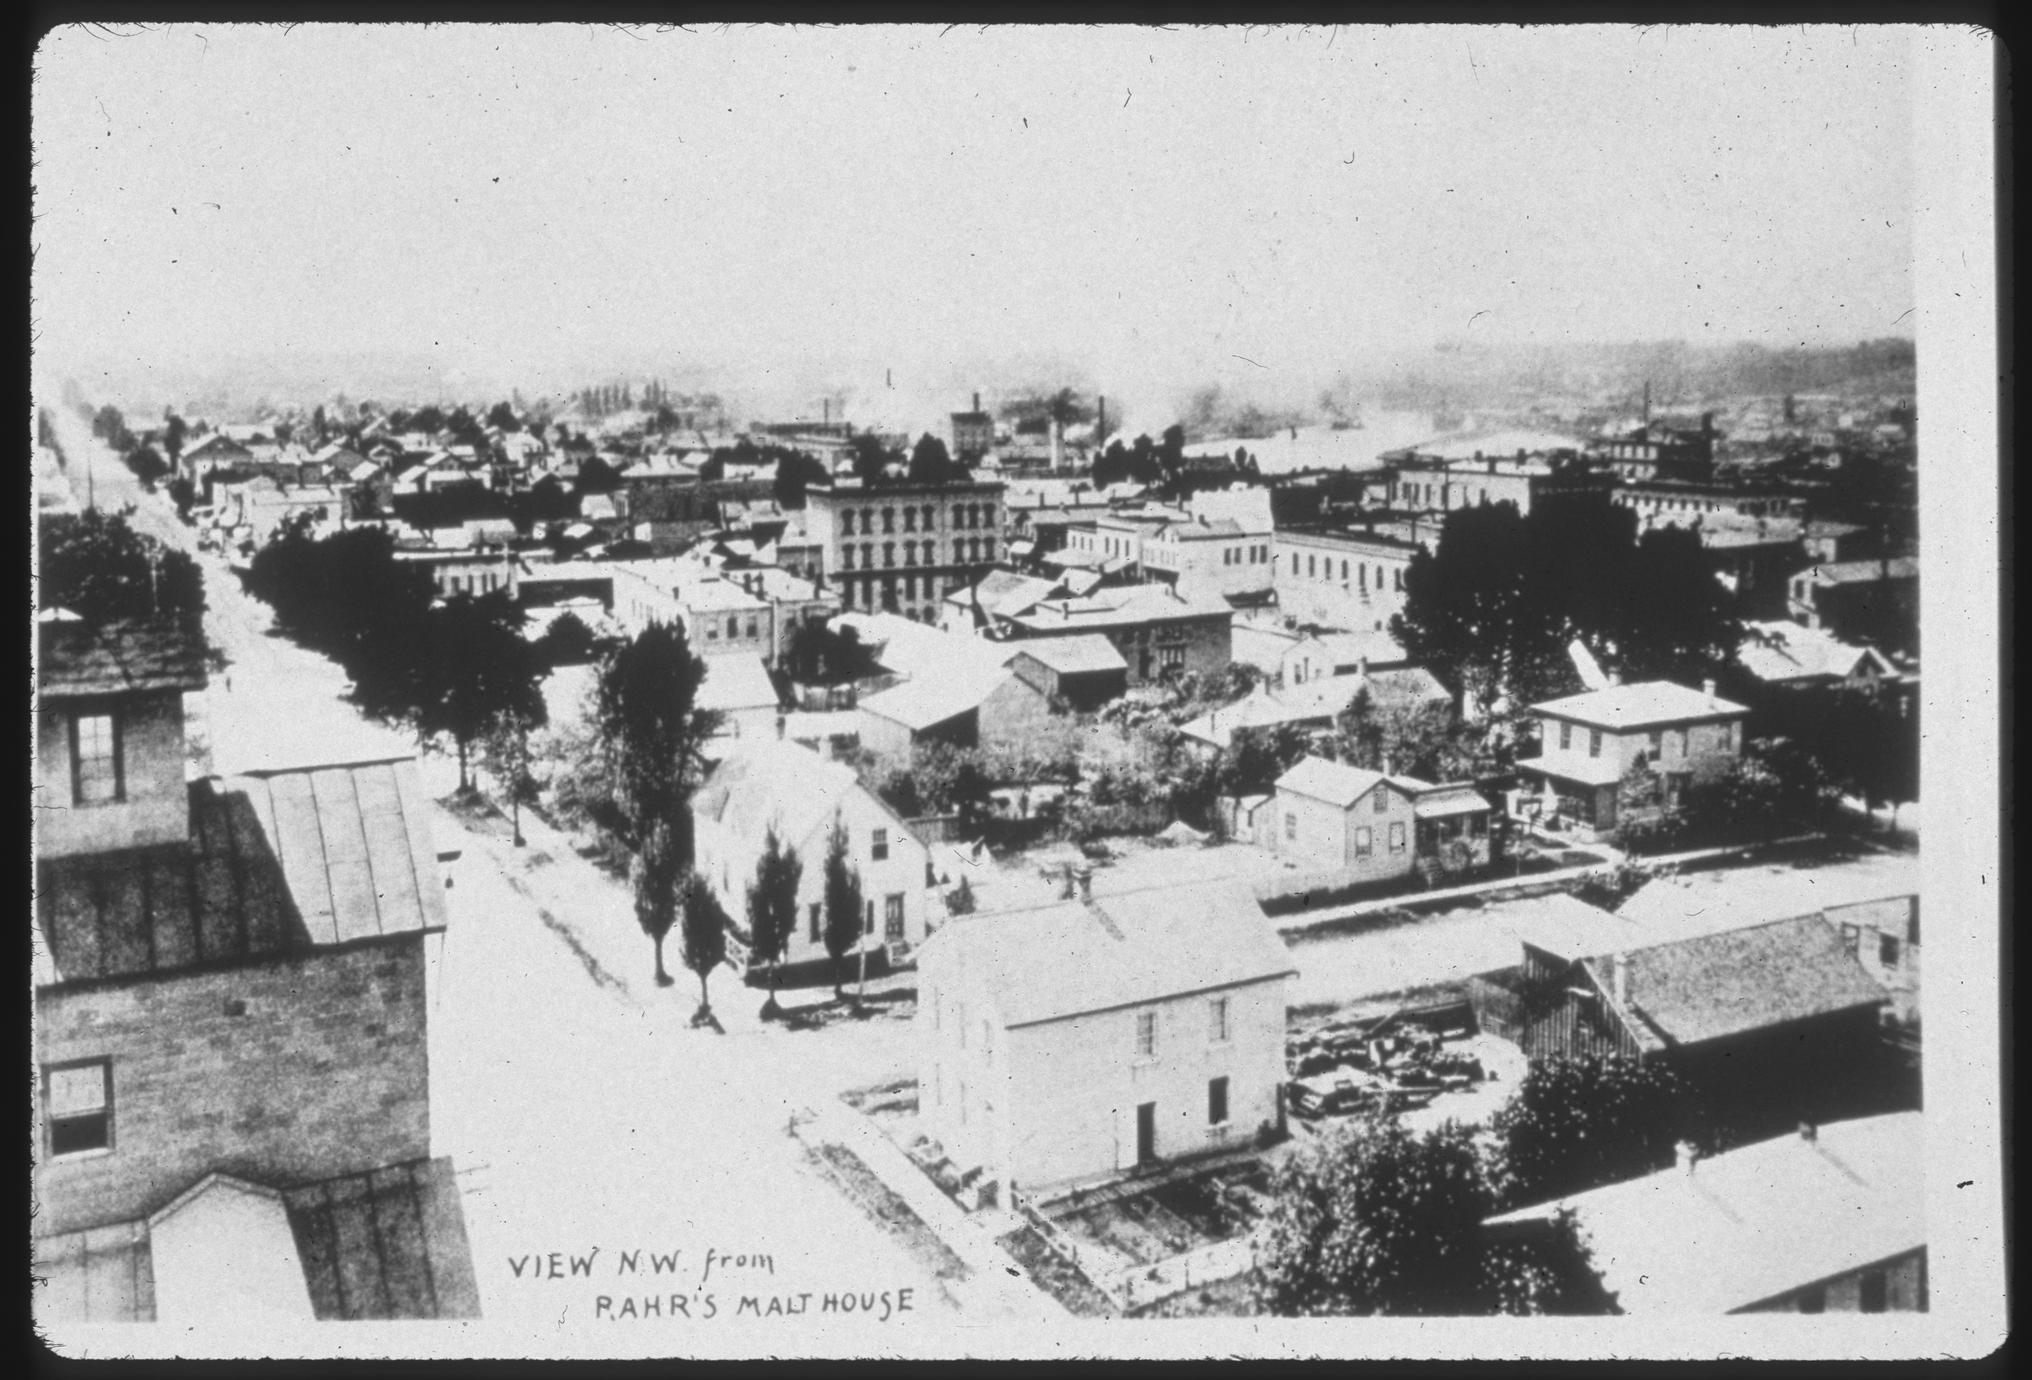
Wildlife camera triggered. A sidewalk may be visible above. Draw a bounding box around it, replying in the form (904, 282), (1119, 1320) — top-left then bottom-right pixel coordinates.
(796, 1101), (1067, 1324)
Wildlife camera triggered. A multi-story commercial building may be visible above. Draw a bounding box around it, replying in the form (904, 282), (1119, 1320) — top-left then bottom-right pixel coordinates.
(802, 477), (1007, 624)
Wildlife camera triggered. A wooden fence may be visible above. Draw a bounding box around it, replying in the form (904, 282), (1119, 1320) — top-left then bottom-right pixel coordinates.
(1007, 1190), (1256, 1312)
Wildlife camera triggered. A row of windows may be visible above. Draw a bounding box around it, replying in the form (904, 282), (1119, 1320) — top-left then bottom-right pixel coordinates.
(1283, 551), (1405, 593)
(1283, 813), (1407, 855)
(704, 614), (764, 642)
(1555, 721), (1741, 759)
(805, 892), (907, 943)
(443, 569), (508, 596)
(839, 538), (997, 571)
(1220, 544), (1272, 566)
(839, 503), (996, 538)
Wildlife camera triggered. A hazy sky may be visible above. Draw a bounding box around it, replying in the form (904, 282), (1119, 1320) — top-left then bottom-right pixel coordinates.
(33, 23), (1917, 415)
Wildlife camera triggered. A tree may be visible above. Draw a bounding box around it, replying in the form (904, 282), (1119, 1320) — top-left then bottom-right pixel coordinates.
(746, 826), (803, 1016)
(946, 874), (977, 916)
(126, 444), (169, 488)
(594, 621), (720, 854)
(909, 433), (961, 483)
(163, 412), (188, 461)
(481, 706), (540, 846)
(536, 608), (604, 668)
(821, 815), (865, 1003)
(680, 870), (730, 1022)
(1254, 1114), (1498, 1317)
(633, 817), (686, 987)
(1488, 1055), (1696, 1210)
(38, 507), (208, 634)
(850, 432), (898, 485)
(354, 592), (549, 791)
(486, 400), (522, 433)
(772, 450), (833, 509)
(1335, 694), (1494, 782)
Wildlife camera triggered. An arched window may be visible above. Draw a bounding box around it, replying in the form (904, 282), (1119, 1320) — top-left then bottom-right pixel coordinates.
(883, 542), (896, 567)
(882, 508), (896, 534)
(923, 505), (936, 529)
(841, 510), (855, 537)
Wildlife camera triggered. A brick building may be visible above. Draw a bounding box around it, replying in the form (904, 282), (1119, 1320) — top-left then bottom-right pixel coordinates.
(803, 477), (1007, 623)
(33, 619), (478, 1324)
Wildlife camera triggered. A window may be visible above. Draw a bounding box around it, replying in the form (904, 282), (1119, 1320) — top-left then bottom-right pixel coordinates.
(885, 894), (905, 940)
(841, 545), (854, 570)
(903, 507), (916, 532)
(1284, 813), (1297, 841)
(1355, 826), (1373, 857)
(705, 620), (720, 641)
(1859, 1269), (1888, 1314)
(1648, 730), (1663, 756)
(1208, 1076), (1229, 1126)
(1135, 1010), (1157, 1058)
(1389, 821), (1406, 853)
(864, 898), (875, 936)
(1588, 729), (1603, 758)
(871, 828), (889, 861)
(809, 902), (823, 944)
(70, 713), (122, 805)
(1209, 997), (1230, 1043)
(882, 543), (895, 568)
(1558, 721), (1572, 751)
(1159, 644), (1186, 672)
(45, 1060), (112, 1157)
(1879, 932), (1902, 967)
(983, 539), (995, 561)
(1668, 729), (1685, 759)
(727, 615), (741, 640)
(1373, 789), (1388, 814)
(841, 510), (855, 537)
(882, 508), (895, 533)
(1307, 555), (1317, 578)
(745, 616), (759, 640)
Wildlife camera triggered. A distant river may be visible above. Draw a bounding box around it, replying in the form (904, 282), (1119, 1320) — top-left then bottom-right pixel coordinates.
(1191, 409), (1446, 476)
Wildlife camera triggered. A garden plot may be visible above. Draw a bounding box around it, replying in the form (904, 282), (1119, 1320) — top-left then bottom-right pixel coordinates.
(1050, 1162), (1273, 1270)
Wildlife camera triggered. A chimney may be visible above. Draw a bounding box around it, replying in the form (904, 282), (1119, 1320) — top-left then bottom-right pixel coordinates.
(1358, 656), (1370, 677)
(1075, 866), (1093, 902)
(1607, 670), (1621, 687)
(775, 714), (786, 740)
(1097, 395), (1107, 443)
(1610, 952), (1628, 1006)
(973, 391), (981, 414)
(1675, 1140), (1698, 1173)
(1702, 677), (1716, 706)
(1798, 1120), (1818, 1143)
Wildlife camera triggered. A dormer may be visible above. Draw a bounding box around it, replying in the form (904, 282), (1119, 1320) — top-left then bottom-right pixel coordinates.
(36, 619), (209, 860)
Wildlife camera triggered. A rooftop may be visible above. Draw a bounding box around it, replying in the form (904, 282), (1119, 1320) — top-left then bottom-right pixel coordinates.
(32, 1157), (480, 1323)
(1009, 634), (1129, 676)
(38, 619), (210, 699)
(1737, 621), (1898, 685)
(693, 737), (905, 855)
(926, 879), (1296, 1028)
(1486, 1112), (1923, 1314)
(36, 759), (448, 986)
(1617, 854), (1920, 937)
(1580, 913), (1887, 1052)
(1531, 679), (1748, 729)
(1274, 755), (1393, 809)
(1803, 556), (1920, 584)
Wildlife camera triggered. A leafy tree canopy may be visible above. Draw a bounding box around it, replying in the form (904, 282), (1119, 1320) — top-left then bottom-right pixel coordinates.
(39, 508), (208, 635)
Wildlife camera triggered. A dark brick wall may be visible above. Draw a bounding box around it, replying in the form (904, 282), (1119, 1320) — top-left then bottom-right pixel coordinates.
(35, 935), (432, 1237)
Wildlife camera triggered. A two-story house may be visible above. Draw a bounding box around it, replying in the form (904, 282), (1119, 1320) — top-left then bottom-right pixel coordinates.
(1002, 583), (1233, 687)
(690, 737), (936, 971)
(915, 878), (1295, 1200)
(1518, 679), (1749, 838)
(33, 619), (479, 1325)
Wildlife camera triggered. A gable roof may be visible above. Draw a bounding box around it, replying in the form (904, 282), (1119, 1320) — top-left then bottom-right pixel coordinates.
(31, 1157), (480, 1323)
(1531, 679), (1747, 730)
(1275, 755), (1394, 809)
(38, 619), (210, 698)
(1009, 634), (1129, 677)
(36, 759), (448, 986)
(1581, 913), (1886, 1051)
(1737, 621), (1897, 685)
(1292, 629), (1408, 671)
(1486, 1112), (1923, 1314)
(697, 652), (782, 715)
(927, 880), (1295, 1029)
(860, 666), (1021, 731)
(693, 737), (909, 858)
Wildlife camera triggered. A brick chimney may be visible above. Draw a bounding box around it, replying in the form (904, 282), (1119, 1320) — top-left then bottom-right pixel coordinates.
(1798, 1120), (1818, 1142)
(1702, 678), (1717, 706)
(1675, 1140), (1698, 1173)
